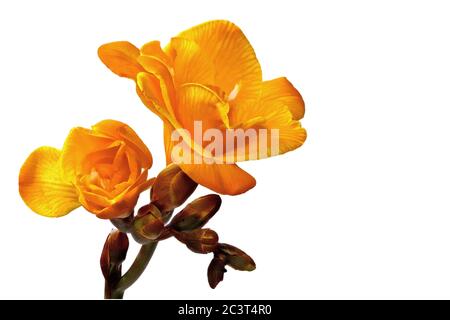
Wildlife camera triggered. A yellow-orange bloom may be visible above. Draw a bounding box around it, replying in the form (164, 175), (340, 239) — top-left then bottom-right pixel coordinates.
(98, 20), (306, 195)
(19, 120), (153, 219)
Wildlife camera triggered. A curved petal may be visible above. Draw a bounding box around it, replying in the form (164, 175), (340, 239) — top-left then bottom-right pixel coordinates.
(175, 20), (262, 104)
(77, 174), (154, 218)
(95, 171), (152, 219)
(19, 147), (80, 217)
(160, 84), (231, 163)
(164, 121), (176, 165)
(77, 188), (112, 211)
(177, 83), (229, 134)
(228, 100), (307, 161)
(137, 55), (176, 116)
(135, 73), (166, 118)
(81, 143), (121, 175)
(98, 41), (143, 79)
(95, 189), (139, 219)
(179, 163), (256, 195)
(260, 77), (305, 120)
(60, 127), (114, 181)
(141, 40), (173, 67)
(171, 84), (231, 160)
(92, 119), (153, 169)
(167, 37), (215, 87)
(254, 104), (307, 156)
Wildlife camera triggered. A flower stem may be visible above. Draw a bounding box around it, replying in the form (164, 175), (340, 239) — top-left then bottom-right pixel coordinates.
(108, 241), (158, 298)
(104, 265), (122, 299)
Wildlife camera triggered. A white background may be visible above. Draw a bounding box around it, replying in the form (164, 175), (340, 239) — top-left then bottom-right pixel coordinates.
(1, 0), (449, 299)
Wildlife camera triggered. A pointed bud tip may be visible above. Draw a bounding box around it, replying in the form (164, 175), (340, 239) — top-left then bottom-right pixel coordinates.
(109, 230), (129, 263)
(218, 244), (256, 272)
(100, 230), (129, 278)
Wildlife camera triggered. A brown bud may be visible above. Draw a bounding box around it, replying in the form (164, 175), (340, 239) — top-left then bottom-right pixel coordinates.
(156, 227), (174, 241)
(174, 228), (219, 254)
(151, 164), (197, 212)
(207, 255), (227, 289)
(100, 230), (129, 278)
(169, 194), (221, 231)
(218, 244), (256, 271)
(132, 204), (164, 243)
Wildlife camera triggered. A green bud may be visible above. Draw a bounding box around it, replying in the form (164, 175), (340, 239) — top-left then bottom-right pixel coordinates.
(151, 164), (197, 212)
(132, 204), (164, 243)
(174, 228), (219, 254)
(169, 194), (221, 231)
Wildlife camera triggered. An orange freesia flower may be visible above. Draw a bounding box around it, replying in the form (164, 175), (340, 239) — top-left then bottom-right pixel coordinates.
(98, 20), (306, 195)
(19, 120), (153, 219)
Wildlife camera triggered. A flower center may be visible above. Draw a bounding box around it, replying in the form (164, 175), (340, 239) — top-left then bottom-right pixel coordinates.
(89, 167), (112, 190)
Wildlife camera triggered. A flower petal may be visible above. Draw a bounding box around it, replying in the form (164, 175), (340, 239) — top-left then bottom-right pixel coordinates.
(177, 83), (229, 133)
(260, 77), (305, 120)
(179, 163), (256, 195)
(140, 40), (173, 67)
(19, 147), (80, 217)
(254, 104), (307, 156)
(95, 188), (140, 219)
(77, 188), (112, 211)
(172, 83), (230, 160)
(228, 100), (307, 161)
(135, 72), (165, 118)
(98, 41), (144, 79)
(137, 55), (177, 116)
(60, 127), (114, 181)
(164, 121), (176, 165)
(81, 143), (121, 175)
(95, 171), (151, 219)
(176, 20), (262, 104)
(167, 37), (215, 87)
(92, 119), (153, 169)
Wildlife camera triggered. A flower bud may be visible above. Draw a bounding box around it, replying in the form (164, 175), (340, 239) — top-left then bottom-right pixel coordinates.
(218, 244), (256, 271)
(207, 255), (227, 289)
(132, 204), (164, 243)
(151, 164), (197, 212)
(169, 194), (221, 231)
(174, 228), (219, 254)
(100, 230), (129, 278)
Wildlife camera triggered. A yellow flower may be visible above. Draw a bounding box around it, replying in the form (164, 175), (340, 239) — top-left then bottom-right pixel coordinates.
(98, 20), (306, 195)
(19, 120), (153, 219)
